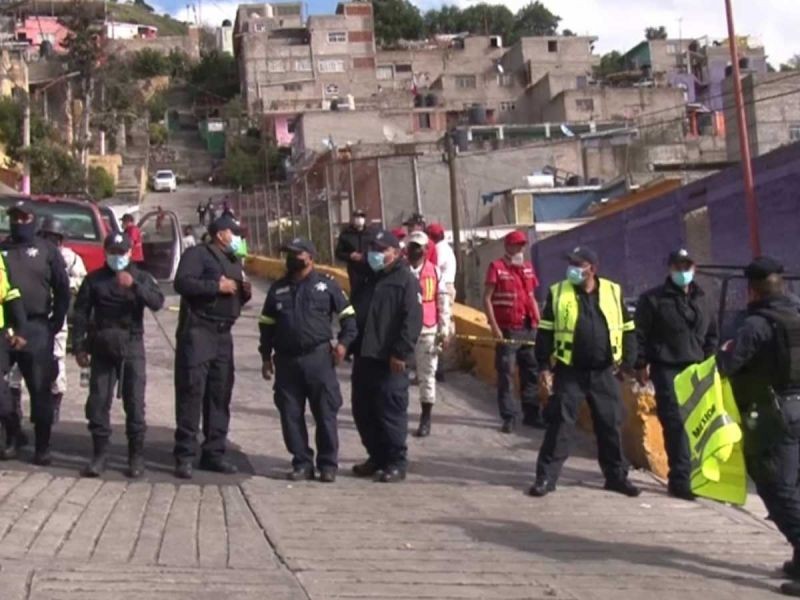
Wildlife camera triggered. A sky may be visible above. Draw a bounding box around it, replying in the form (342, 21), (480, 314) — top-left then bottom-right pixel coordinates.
(157, 0), (800, 64)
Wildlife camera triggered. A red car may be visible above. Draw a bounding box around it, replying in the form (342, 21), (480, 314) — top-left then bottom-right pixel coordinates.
(0, 195), (184, 280)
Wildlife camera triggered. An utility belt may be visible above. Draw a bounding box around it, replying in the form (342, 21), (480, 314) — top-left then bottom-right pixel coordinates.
(747, 390), (800, 438)
(88, 325), (138, 361)
(276, 341), (329, 359)
(181, 309), (235, 334)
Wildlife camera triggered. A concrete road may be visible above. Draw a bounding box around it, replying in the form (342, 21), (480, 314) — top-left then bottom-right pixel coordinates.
(141, 183), (234, 227)
(0, 274), (790, 599)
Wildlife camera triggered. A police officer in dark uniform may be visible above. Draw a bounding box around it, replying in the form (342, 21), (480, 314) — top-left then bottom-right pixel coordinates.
(716, 257), (800, 597)
(72, 233), (164, 478)
(635, 249), (718, 500)
(0, 255), (29, 459)
(173, 214), (252, 480)
(350, 230), (422, 483)
(259, 238), (357, 482)
(0, 200), (69, 465)
(335, 209), (374, 298)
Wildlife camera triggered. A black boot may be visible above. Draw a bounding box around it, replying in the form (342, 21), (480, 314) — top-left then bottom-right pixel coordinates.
(33, 424), (52, 466)
(127, 437), (145, 479)
(52, 393), (63, 425)
(0, 416), (21, 460)
(415, 403), (433, 437)
(82, 436), (109, 477)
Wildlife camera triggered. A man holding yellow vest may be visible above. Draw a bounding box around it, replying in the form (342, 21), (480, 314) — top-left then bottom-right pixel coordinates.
(530, 247), (640, 498)
(717, 257), (800, 596)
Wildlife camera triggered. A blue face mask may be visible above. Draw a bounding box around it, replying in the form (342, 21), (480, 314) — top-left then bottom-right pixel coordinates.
(107, 254), (130, 272)
(226, 235), (242, 255)
(367, 250), (386, 272)
(671, 269), (694, 287)
(566, 265), (586, 285)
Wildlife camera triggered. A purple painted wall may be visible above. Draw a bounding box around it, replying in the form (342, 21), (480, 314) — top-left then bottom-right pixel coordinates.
(532, 142), (800, 305)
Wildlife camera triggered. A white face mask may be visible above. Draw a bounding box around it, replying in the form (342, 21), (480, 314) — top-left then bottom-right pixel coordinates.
(353, 217), (366, 228)
(509, 252), (524, 266)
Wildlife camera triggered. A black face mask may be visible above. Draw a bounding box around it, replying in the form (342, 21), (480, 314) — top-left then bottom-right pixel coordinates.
(286, 255), (307, 274)
(10, 221), (36, 243)
(407, 246), (425, 263)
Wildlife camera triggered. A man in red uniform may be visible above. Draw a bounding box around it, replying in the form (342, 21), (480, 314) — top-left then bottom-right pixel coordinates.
(483, 230), (542, 433)
(121, 214), (144, 264)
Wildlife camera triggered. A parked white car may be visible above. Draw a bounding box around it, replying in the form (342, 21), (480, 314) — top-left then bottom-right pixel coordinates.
(152, 170), (177, 192)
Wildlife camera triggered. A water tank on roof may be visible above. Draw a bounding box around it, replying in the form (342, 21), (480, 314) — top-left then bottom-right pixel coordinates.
(525, 174), (555, 188)
(39, 40), (53, 58)
(424, 93), (437, 107)
(469, 104), (487, 125)
(222, 19), (232, 27)
(566, 175), (583, 186)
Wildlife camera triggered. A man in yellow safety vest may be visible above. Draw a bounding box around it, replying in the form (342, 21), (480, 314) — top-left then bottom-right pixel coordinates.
(530, 246), (640, 498)
(717, 257), (800, 597)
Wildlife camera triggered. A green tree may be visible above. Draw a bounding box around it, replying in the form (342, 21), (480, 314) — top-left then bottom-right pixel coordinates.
(512, 2), (561, 40)
(372, 0), (424, 46)
(645, 26), (668, 40)
(779, 54), (800, 72)
(423, 5), (462, 34)
(88, 166), (115, 199)
(459, 4), (515, 37)
(189, 49), (240, 101)
(21, 142), (85, 194)
(129, 48), (169, 78)
(595, 50), (626, 78)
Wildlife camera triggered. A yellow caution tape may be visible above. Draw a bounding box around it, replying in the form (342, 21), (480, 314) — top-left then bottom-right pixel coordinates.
(453, 334), (536, 347)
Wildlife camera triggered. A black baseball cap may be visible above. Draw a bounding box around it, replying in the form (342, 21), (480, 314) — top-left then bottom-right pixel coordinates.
(352, 209), (367, 217)
(744, 256), (784, 281)
(371, 230), (401, 250)
(208, 215), (242, 236)
(566, 246), (599, 267)
(121, 213), (136, 223)
(104, 232), (132, 253)
(403, 213), (426, 226)
(668, 248), (695, 266)
(281, 237), (316, 258)
(6, 200), (34, 217)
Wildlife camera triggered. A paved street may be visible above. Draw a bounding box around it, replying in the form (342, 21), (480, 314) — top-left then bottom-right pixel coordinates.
(0, 186), (791, 598)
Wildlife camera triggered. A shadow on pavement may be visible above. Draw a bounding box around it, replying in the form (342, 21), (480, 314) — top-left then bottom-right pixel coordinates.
(438, 517), (778, 594)
(2, 420), (256, 485)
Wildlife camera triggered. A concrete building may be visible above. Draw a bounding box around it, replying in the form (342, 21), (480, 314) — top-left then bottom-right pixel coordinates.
(14, 16), (71, 54)
(104, 22), (158, 40)
(217, 19), (234, 55)
(724, 72), (800, 161)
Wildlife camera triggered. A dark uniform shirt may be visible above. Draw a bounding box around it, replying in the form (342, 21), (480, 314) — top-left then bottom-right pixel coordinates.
(335, 225), (375, 290)
(1, 237), (70, 334)
(174, 243), (252, 324)
(717, 295), (800, 397)
(72, 264), (165, 354)
(536, 283), (636, 370)
(258, 270), (357, 358)
(635, 278), (718, 368)
(352, 260), (422, 363)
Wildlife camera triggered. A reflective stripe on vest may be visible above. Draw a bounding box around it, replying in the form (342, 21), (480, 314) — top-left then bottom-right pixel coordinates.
(548, 278), (633, 366)
(674, 357), (747, 505)
(419, 260), (439, 329)
(0, 255), (13, 329)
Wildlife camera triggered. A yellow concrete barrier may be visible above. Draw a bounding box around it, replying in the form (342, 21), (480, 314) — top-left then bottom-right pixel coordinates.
(245, 254), (668, 477)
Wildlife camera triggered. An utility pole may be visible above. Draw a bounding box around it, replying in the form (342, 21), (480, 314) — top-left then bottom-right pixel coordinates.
(263, 186), (272, 256)
(411, 155), (422, 215)
(303, 174), (312, 240)
(348, 159), (356, 215)
(724, 0), (761, 256)
(289, 181), (297, 238)
(252, 192), (262, 255)
(324, 164), (335, 264)
(274, 182), (283, 248)
(22, 92), (31, 195)
(445, 133), (463, 301)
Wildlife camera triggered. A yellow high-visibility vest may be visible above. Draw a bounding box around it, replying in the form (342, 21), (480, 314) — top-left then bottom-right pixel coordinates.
(0, 254), (19, 330)
(539, 278), (633, 366)
(674, 356), (747, 505)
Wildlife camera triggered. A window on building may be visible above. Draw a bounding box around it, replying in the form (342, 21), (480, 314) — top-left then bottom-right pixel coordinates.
(252, 22), (266, 33)
(497, 74), (514, 87)
(294, 58), (312, 72)
(666, 43), (679, 55)
(575, 98), (595, 112)
(790, 125), (800, 142)
(377, 65), (394, 80)
(318, 59), (346, 73)
(395, 64), (413, 74)
(500, 101), (516, 112)
(287, 118), (298, 134)
(327, 31), (347, 43)
(576, 76), (588, 89)
(455, 75), (477, 89)
(548, 40), (558, 53)
(417, 113), (432, 129)
(267, 59), (286, 73)
(284, 83), (303, 92)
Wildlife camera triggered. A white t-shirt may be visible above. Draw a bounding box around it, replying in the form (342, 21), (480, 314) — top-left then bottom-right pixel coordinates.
(435, 239), (457, 285)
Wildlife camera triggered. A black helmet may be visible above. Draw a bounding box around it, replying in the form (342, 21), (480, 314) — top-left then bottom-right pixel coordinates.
(39, 217), (65, 239)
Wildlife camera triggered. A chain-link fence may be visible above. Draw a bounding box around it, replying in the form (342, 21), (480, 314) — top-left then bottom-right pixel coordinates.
(233, 152), (417, 265)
